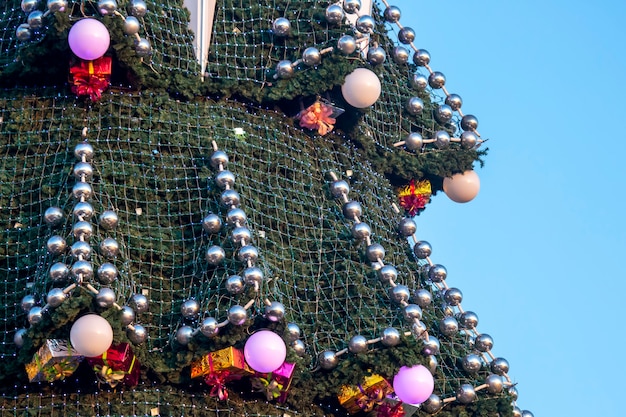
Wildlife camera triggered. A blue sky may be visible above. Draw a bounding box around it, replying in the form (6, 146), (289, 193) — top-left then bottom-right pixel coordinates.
(394, 1), (626, 416)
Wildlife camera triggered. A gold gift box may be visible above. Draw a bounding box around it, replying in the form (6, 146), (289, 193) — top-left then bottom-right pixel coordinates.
(25, 339), (84, 383)
(190, 346), (252, 379)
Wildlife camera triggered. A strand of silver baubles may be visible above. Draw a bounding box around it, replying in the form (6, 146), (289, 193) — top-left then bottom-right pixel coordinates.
(16, 0), (151, 58)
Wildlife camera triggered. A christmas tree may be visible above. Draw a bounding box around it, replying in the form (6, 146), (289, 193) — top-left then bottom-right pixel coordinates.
(0, 1), (531, 416)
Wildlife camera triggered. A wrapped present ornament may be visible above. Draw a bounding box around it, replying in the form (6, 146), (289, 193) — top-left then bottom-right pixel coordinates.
(338, 374), (394, 414)
(296, 100), (344, 136)
(86, 342), (140, 388)
(25, 339), (84, 383)
(190, 346), (253, 400)
(251, 362), (296, 402)
(397, 179), (432, 216)
(69, 56), (113, 102)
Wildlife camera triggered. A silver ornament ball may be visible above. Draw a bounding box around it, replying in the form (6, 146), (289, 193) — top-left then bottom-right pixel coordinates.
(435, 104), (454, 124)
(291, 339), (306, 356)
(27, 11), (44, 29)
(512, 407), (522, 417)
(508, 386), (519, 401)
(227, 305), (248, 326)
(73, 161), (93, 180)
(421, 394), (443, 414)
(215, 170), (235, 189)
(392, 46), (410, 65)
(47, 0), (67, 13)
(175, 325), (194, 345)
(366, 243), (385, 262)
(351, 222), (371, 240)
(410, 73), (429, 90)
(98, 0), (117, 16)
(97, 262), (119, 284)
(390, 285), (410, 304)
(348, 335), (368, 353)
(44, 206), (64, 227)
(428, 71), (446, 89)
(413, 288), (433, 308)
(413, 240), (432, 259)
(47, 235), (67, 255)
(49, 262), (70, 282)
(237, 245), (258, 263)
(129, 0), (148, 17)
(406, 97), (424, 115)
(475, 333), (494, 352)
(70, 240), (92, 259)
(413, 49), (431, 66)
(356, 15), (375, 34)
(202, 213), (222, 234)
(28, 306), (43, 325)
(265, 301), (285, 322)
(220, 189), (241, 207)
(411, 320), (427, 337)
(342, 201), (362, 220)
(100, 237), (120, 258)
(74, 142), (94, 160)
(428, 264), (447, 282)
(180, 299), (200, 318)
(120, 306), (136, 326)
(490, 357), (510, 375)
(21, 294), (37, 312)
(124, 16), (140, 35)
(302, 47), (322, 67)
(445, 94), (463, 111)
(243, 266), (264, 285)
(444, 287), (463, 306)
(461, 114), (479, 131)
(16, 24), (32, 42)
(226, 207), (247, 226)
(325, 4), (344, 25)
(398, 218), (417, 237)
(71, 260), (94, 280)
(383, 6), (401, 23)
(225, 275), (245, 294)
(72, 220), (93, 240)
(456, 384), (476, 404)
(337, 35), (357, 54)
(459, 311), (479, 329)
(486, 374), (504, 393)
(318, 350), (338, 369)
(209, 150), (228, 169)
(462, 353), (483, 373)
(439, 316), (459, 336)
(14, 328), (27, 348)
(460, 131), (479, 149)
(367, 46), (386, 65)
(127, 324), (148, 345)
(96, 287), (117, 308)
(285, 323), (301, 342)
(381, 327), (401, 347)
(329, 180), (350, 198)
(130, 293), (149, 313)
(398, 27), (416, 44)
(343, 0), (361, 14)
(422, 336), (440, 355)
(73, 182), (93, 200)
(135, 38), (152, 57)
(21, 0), (39, 13)
(405, 132), (423, 152)
(403, 303), (423, 321)
(378, 264), (398, 283)
(521, 411), (534, 417)
(73, 201), (94, 220)
(272, 17), (291, 37)
(200, 317), (219, 338)
(205, 245), (226, 265)
(276, 60), (295, 79)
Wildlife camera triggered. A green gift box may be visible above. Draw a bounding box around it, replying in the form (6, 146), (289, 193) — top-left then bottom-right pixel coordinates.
(25, 339), (84, 383)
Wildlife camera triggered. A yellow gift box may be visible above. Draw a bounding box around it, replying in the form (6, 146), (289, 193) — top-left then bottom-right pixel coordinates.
(25, 339), (84, 383)
(190, 346), (252, 379)
(338, 374), (394, 414)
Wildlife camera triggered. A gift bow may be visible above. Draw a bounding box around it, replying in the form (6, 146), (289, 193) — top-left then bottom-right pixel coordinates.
(251, 376), (284, 401)
(44, 361), (76, 382)
(376, 402), (406, 417)
(298, 102), (336, 135)
(93, 354), (136, 388)
(398, 179), (432, 216)
(70, 57), (112, 102)
(356, 383), (387, 412)
(202, 352), (243, 400)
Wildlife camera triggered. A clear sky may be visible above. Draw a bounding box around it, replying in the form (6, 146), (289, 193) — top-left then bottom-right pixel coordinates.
(393, 1), (626, 416)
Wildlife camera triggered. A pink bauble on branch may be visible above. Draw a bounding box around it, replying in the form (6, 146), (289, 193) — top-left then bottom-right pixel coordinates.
(443, 170), (481, 203)
(68, 18), (111, 60)
(243, 330), (287, 373)
(69, 314), (113, 357)
(393, 365), (434, 404)
(341, 68), (382, 108)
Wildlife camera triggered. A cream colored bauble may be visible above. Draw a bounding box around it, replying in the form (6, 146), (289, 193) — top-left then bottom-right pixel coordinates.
(341, 68), (382, 108)
(70, 314), (113, 357)
(443, 170), (480, 203)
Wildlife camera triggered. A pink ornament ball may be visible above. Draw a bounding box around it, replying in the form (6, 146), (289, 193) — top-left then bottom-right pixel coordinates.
(393, 365), (435, 404)
(69, 314), (113, 357)
(68, 18), (111, 61)
(443, 170), (481, 203)
(244, 330), (287, 373)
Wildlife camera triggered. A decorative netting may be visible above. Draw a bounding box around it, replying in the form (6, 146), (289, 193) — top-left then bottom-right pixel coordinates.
(0, 1), (517, 416)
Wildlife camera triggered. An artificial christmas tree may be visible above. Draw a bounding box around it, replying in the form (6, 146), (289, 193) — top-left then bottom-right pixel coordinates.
(0, 1), (531, 416)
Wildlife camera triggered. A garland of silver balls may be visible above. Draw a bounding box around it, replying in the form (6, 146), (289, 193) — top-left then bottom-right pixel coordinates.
(171, 140), (307, 357)
(15, 0), (152, 58)
(15, 128), (149, 350)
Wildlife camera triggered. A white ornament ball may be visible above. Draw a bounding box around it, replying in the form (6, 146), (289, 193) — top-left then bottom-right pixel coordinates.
(341, 68), (381, 108)
(443, 170), (480, 203)
(70, 314), (113, 357)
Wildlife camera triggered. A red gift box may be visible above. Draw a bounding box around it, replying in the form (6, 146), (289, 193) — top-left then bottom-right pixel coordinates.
(87, 342), (140, 388)
(251, 362), (296, 402)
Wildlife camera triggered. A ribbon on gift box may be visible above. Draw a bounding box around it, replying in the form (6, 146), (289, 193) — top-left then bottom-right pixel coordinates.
(376, 401), (407, 417)
(398, 179), (432, 216)
(42, 359), (76, 382)
(251, 376), (284, 401)
(203, 352), (242, 400)
(355, 382), (387, 412)
(70, 57), (112, 102)
(93, 352), (137, 388)
(297, 101), (337, 136)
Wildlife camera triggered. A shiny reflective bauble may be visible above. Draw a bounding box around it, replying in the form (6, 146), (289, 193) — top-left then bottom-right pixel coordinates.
(411, 320), (427, 337)
(421, 394), (443, 413)
(393, 46), (410, 65)
(72, 260), (94, 280)
(15, 24), (32, 42)
(73, 201), (94, 220)
(428, 264), (447, 282)
(175, 326), (194, 345)
(135, 38), (152, 57)
(199, 317), (219, 338)
(413, 240), (432, 259)
(96, 288), (117, 308)
(406, 97), (424, 116)
(285, 323), (301, 342)
(225, 275), (244, 294)
(73, 182), (93, 200)
(342, 0), (361, 14)
(512, 407), (522, 417)
(325, 4), (344, 24)
(127, 324), (147, 345)
(383, 6), (401, 22)
(486, 374), (504, 393)
(291, 339), (306, 356)
(330, 180), (350, 198)
(413, 288), (433, 308)
(227, 305), (247, 325)
(435, 104), (453, 124)
(428, 71), (446, 89)
(227, 207), (247, 226)
(508, 385), (519, 401)
(302, 47), (322, 66)
(337, 35), (357, 54)
(180, 299), (200, 318)
(475, 333), (494, 352)
(398, 27), (416, 44)
(441, 303), (455, 317)
(461, 114), (479, 131)
(390, 285), (410, 304)
(272, 17), (291, 37)
(410, 73), (428, 90)
(348, 335), (368, 353)
(71, 241), (92, 259)
(231, 226), (252, 246)
(381, 327), (401, 347)
(21, 294), (37, 313)
(459, 311), (479, 329)
(276, 60), (295, 79)
(351, 222), (371, 240)
(367, 46), (386, 65)
(378, 264), (398, 283)
(124, 16), (140, 35)
(28, 306), (43, 325)
(318, 350), (338, 369)
(97, 262), (118, 284)
(44, 206), (64, 227)
(21, 0), (39, 13)
(404, 303), (423, 321)
(120, 306), (136, 326)
(356, 15), (375, 34)
(405, 132), (423, 151)
(461, 131), (479, 149)
(456, 384), (476, 404)
(130, 293), (149, 313)
(205, 245), (226, 265)
(243, 266), (264, 284)
(28, 11), (44, 29)
(14, 328), (27, 348)
(342, 201), (362, 220)
(398, 217), (417, 237)
(220, 189), (241, 207)
(444, 287), (463, 306)
(98, 0), (117, 15)
(237, 245), (258, 263)
(215, 170), (235, 189)
(490, 357), (510, 375)
(47, 235), (67, 255)
(47, 0), (67, 13)
(366, 243), (385, 262)
(439, 316), (459, 336)
(210, 150), (228, 169)
(100, 237), (120, 258)
(202, 213), (222, 234)
(462, 353), (482, 373)
(72, 220), (93, 240)
(98, 210), (120, 230)
(129, 0), (148, 17)
(445, 94), (463, 111)
(427, 354), (438, 374)
(413, 49), (431, 66)
(521, 411), (534, 417)
(422, 336), (440, 355)
(73, 161), (93, 180)
(265, 301), (285, 322)
(49, 262), (70, 282)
